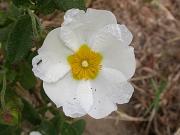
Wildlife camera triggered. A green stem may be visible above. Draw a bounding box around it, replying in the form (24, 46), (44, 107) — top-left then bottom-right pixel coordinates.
(27, 9), (44, 39)
(1, 72), (6, 111)
(28, 9), (39, 38)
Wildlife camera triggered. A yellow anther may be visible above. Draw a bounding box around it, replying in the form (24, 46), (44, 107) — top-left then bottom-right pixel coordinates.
(67, 44), (102, 80)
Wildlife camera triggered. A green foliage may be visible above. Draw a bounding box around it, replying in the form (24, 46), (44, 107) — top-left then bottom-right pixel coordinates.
(18, 62), (36, 89)
(0, 97), (23, 126)
(61, 120), (86, 135)
(36, 0), (86, 14)
(0, 24), (14, 44)
(150, 79), (167, 110)
(36, 0), (57, 14)
(72, 119), (86, 135)
(22, 99), (41, 125)
(7, 14), (33, 63)
(144, 79), (167, 116)
(0, 0), (86, 134)
(12, 0), (33, 7)
(0, 125), (21, 135)
(54, 0), (86, 11)
(39, 120), (58, 135)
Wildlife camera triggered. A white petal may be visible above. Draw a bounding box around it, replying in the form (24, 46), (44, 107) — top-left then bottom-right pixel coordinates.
(90, 25), (135, 79)
(77, 81), (93, 112)
(60, 8), (117, 51)
(85, 8), (117, 30)
(107, 82), (134, 104)
(43, 73), (78, 107)
(90, 24), (133, 47)
(101, 67), (127, 83)
(63, 9), (85, 25)
(114, 82), (134, 104)
(63, 99), (86, 118)
(38, 27), (72, 61)
(91, 71), (134, 104)
(103, 46), (136, 79)
(32, 54), (70, 83)
(60, 26), (85, 51)
(29, 131), (42, 135)
(43, 73), (87, 118)
(89, 24), (135, 79)
(87, 86), (117, 119)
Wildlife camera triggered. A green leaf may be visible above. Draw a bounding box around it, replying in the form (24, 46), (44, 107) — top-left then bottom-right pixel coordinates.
(0, 125), (21, 135)
(28, 10), (43, 39)
(7, 4), (23, 20)
(22, 100), (41, 125)
(0, 11), (8, 27)
(0, 24), (14, 43)
(12, 0), (32, 7)
(72, 120), (86, 135)
(36, 0), (57, 14)
(0, 99), (22, 126)
(61, 122), (77, 135)
(0, 109), (21, 126)
(6, 69), (17, 83)
(18, 62), (36, 89)
(36, 0), (86, 14)
(39, 120), (58, 135)
(7, 14), (33, 63)
(50, 112), (64, 133)
(54, 0), (86, 11)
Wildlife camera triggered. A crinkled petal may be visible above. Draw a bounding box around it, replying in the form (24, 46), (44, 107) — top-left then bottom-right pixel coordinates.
(77, 81), (93, 112)
(87, 86), (117, 119)
(60, 26), (85, 51)
(63, 8), (85, 25)
(60, 8), (117, 51)
(90, 24), (135, 79)
(91, 69), (134, 104)
(103, 46), (135, 79)
(63, 100), (86, 118)
(89, 24), (133, 47)
(43, 73), (86, 118)
(38, 27), (72, 61)
(43, 73), (77, 107)
(101, 67), (127, 83)
(32, 53), (70, 83)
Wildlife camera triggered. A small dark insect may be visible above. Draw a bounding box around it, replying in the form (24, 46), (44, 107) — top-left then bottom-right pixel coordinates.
(37, 59), (42, 65)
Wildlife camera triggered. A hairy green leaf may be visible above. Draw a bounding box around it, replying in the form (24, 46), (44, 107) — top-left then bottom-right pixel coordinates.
(0, 24), (14, 43)
(0, 125), (21, 135)
(36, 0), (86, 14)
(61, 122), (77, 135)
(39, 120), (58, 135)
(54, 0), (86, 11)
(7, 14), (33, 63)
(12, 0), (32, 7)
(22, 100), (41, 125)
(72, 120), (86, 135)
(18, 62), (36, 89)
(36, 0), (57, 14)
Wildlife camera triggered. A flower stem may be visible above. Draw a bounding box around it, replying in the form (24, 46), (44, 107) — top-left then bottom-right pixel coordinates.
(1, 71), (6, 111)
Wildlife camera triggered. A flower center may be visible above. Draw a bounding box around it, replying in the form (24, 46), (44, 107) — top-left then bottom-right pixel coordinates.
(67, 44), (102, 80)
(81, 60), (89, 67)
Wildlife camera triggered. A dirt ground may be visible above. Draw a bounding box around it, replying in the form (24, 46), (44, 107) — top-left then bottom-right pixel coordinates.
(83, 0), (180, 135)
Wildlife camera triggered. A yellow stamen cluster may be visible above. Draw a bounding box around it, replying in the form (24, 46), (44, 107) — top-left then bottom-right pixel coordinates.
(67, 45), (102, 80)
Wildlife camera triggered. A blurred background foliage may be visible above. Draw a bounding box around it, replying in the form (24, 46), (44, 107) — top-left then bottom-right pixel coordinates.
(0, 0), (86, 134)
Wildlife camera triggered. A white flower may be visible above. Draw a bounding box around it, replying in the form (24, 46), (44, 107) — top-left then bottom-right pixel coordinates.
(29, 131), (42, 135)
(32, 8), (136, 119)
